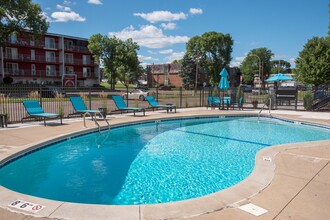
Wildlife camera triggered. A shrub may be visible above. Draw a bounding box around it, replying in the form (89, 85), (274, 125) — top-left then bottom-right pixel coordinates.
(303, 91), (313, 111)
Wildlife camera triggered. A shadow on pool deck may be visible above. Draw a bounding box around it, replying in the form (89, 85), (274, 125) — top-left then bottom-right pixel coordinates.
(0, 108), (329, 220)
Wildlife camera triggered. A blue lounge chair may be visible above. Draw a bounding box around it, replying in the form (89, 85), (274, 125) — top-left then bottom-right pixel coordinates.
(207, 96), (221, 109)
(112, 95), (145, 116)
(146, 96), (176, 113)
(69, 96), (104, 119)
(22, 100), (62, 126)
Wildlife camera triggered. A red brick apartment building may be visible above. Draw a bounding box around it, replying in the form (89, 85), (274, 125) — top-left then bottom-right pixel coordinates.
(146, 63), (241, 88)
(0, 32), (100, 87)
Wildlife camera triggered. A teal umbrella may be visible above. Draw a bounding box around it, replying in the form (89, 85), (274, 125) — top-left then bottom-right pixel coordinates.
(265, 73), (293, 82)
(218, 68), (229, 109)
(218, 68), (229, 89)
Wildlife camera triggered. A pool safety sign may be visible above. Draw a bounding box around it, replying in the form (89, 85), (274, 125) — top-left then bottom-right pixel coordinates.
(9, 200), (45, 213)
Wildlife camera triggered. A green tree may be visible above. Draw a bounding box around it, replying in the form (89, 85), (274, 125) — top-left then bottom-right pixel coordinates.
(0, 0), (48, 47)
(270, 60), (291, 74)
(295, 37), (330, 85)
(182, 32), (233, 86)
(179, 54), (196, 89)
(88, 34), (141, 90)
(240, 48), (274, 87)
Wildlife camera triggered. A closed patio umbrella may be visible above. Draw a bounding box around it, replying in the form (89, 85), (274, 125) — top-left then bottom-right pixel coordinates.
(218, 68), (229, 109)
(265, 73), (293, 82)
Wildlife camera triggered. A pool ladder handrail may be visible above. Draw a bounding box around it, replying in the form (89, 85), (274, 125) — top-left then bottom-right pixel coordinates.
(83, 112), (110, 132)
(258, 98), (272, 120)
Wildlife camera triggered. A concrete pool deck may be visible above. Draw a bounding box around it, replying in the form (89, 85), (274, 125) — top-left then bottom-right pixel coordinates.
(0, 108), (329, 220)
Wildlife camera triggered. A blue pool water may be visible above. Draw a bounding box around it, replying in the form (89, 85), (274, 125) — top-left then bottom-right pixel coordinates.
(0, 117), (329, 205)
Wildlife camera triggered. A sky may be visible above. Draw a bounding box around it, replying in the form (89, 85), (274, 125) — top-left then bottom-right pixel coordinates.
(34, 0), (329, 68)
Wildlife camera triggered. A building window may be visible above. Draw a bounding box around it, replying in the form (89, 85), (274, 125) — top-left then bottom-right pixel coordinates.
(65, 66), (74, 74)
(65, 53), (74, 64)
(83, 67), (91, 77)
(46, 51), (56, 62)
(31, 64), (36, 75)
(6, 63), (19, 74)
(5, 47), (18, 59)
(64, 40), (73, 50)
(46, 65), (56, 76)
(9, 34), (17, 44)
(45, 37), (55, 49)
(83, 55), (91, 65)
(30, 37), (35, 46)
(31, 50), (35, 60)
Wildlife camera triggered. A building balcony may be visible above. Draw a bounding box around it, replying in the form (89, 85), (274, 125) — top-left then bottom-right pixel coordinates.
(6, 39), (59, 50)
(4, 68), (61, 78)
(64, 45), (90, 53)
(64, 58), (96, 66)
(4, 54), (60, 64)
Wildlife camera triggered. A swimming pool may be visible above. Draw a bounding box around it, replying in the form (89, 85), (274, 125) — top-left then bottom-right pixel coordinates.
(0, 116), (329, 205)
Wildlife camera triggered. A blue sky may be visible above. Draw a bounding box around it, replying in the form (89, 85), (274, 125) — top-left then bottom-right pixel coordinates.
(34, 0), (329, 68)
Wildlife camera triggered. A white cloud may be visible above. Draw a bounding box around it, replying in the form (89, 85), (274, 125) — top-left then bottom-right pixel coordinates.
(159, 49), (173, 54)
(109, 25), (189, 49)
(41, 12), (52, 22)
(138, 55), (159, 62)
(165, 51), (185, 63)
(230, 56), (245, 67)
(161, 22), (176, 30)
(88, 0), (102, 5)
(134, 11), (187, 23)
(51, 11), (86, 22)
(56, 4), (71, 11)
(189, 8), (203, 15)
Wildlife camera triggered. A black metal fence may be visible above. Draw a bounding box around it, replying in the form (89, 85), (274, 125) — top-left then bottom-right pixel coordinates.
(0, 85), (307, 124)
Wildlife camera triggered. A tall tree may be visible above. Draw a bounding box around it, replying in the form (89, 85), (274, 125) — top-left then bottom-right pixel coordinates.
(295, 37), (330, 85)
(270, 60), (291, 74)
(88, 34), (141, 90)
(0, 0), (48, 47)
(182, 32), (233, 86)
(240, 48), (274, 87)
(179, 54), (196, 89)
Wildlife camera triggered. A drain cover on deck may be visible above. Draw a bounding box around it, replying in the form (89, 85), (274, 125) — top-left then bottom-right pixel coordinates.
(239, 203), (268, 216)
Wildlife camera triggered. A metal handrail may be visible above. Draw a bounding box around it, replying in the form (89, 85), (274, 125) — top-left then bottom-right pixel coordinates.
(83, 112), (110, 132)
(258, 98), (272, 120)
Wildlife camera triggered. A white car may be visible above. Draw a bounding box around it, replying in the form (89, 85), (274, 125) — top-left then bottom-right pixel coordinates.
(122, 89), (149, 101)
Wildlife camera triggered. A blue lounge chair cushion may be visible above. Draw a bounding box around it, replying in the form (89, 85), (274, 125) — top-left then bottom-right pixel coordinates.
(146, 96), (176, 113)
(22, 100), (62, 126)
(112, 95), (145, 116)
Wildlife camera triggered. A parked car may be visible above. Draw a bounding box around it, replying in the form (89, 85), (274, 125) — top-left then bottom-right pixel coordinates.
(134, 80), (148, 90)
(158, 85), (172, 91)
(122, 89), (149, 101)
(241, 84), (252, 93)
(40, 86), (66, 98)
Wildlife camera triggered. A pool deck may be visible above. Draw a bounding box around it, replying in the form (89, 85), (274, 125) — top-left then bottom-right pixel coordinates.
(0, 108), (329, 220)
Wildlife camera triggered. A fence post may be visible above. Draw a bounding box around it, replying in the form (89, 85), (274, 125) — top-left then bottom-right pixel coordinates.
(156, 86), (159, 101)
(179, 87), (182, 108)
(89, 88), (92, 110)
(199, 88), (202, 107)
(39, 84), (42, 106)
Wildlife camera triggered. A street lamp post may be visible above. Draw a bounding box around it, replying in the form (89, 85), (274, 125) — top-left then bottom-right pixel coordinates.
(249, 54), (261, 95)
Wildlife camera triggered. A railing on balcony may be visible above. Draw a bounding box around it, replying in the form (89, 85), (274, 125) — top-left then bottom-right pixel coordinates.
(4, 68), (61, 78)
(64, 45), (89, 53)
(4, 53), (61, 63)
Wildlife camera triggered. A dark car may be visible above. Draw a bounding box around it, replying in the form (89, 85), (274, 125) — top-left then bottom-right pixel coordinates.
(40, 86), (66, 98)
(158, 85), (172, 91)
(241, 84), (252, 93)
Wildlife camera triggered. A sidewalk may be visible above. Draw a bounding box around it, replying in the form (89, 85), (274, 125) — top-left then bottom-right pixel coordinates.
(0, 108), (329, 220)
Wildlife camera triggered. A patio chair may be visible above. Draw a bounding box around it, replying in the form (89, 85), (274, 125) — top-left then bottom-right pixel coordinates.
(22, 100), (62, 126)
(112, 95), (145, 116)
(207, 96), (221, 109)
(69, 96), (104, 120)
(223, 96), (231, 110)
(232, 97), (244, 110)
(146, 96), (176, 113)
